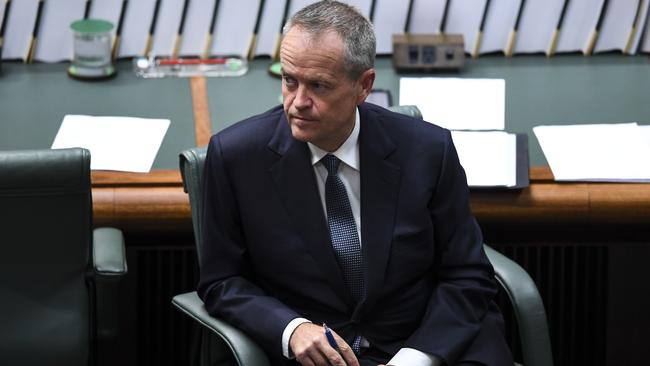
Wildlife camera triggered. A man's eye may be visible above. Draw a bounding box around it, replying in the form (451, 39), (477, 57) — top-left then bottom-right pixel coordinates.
(283, 76), (296, 85)
(312, 82), (328, 91)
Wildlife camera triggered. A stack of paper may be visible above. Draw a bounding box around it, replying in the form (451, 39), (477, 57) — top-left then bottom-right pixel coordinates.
(51, 114), (170, 173)
(399, 77), (505, 130)
(533, 123), (650, 181)
(400, 77), (522, 188)
(451, 131), (518, 187)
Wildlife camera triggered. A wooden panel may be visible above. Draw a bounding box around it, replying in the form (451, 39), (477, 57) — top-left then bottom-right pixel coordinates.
(91, 167), (650, 232)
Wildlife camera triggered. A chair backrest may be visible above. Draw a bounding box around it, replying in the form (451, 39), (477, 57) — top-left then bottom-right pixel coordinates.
(484, 246), (554, 366)
(0, 148), (94, 366)
(180, 147), (208, 263)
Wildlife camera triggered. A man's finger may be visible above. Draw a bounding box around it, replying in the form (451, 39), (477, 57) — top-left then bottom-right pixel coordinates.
(332, 336), (359, 366)
(321, 344), (348, 366)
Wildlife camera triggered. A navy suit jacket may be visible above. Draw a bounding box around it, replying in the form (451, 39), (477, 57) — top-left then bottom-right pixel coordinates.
(198, 103), (510, 365)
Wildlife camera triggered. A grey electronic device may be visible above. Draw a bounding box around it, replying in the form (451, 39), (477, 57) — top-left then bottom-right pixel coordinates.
(392, 33), (465, 71)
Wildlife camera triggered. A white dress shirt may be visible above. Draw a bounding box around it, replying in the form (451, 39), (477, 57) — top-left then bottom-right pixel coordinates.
(281, 108), (440, 366)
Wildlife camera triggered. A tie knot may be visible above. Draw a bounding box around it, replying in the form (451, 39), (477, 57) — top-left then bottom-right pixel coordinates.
(322, 154), (341, 176)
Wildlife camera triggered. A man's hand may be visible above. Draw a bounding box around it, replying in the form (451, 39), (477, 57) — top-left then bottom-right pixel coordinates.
(289, 323), (360, 366)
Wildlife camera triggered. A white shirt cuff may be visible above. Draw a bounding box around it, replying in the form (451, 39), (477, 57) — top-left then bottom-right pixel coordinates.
(281, 318), (312, 359)
(386, 347), (442, 366)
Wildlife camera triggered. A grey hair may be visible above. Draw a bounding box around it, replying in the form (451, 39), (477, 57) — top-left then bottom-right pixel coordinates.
(283, 0), (376, 79)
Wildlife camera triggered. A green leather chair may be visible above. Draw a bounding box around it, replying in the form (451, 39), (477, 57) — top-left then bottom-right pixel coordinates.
(173, 106), (553, 366)
(0, 148), (128, 366)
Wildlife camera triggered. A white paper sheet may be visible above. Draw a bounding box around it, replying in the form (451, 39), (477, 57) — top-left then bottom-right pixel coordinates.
(451, 131), (517, 187)
(51, 115), (170, 173)
(35, 0), (85, 62)
(399, 77), (505, 131)
(1, 0), (38, 60)
(533, 123), (650, 182)
(640, 125), (650, 145)
(514, 0), (564, 54)
(555, 0), (604, 53)
(480, 0), (520, 54)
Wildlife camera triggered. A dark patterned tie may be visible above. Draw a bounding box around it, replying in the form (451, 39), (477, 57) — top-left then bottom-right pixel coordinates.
(322, 154), (364, 354)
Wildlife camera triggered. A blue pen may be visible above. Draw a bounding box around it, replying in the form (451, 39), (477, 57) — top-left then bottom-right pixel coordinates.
(323, 323), (339, 350)
(324, 324), (349, 366)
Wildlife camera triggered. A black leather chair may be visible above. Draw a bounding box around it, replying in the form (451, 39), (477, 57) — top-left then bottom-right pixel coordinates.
(173, 106), (553, 366)
(0, 148), (127, 366)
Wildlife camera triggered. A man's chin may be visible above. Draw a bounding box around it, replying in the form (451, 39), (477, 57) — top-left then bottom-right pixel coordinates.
(290, 128), (314, 143)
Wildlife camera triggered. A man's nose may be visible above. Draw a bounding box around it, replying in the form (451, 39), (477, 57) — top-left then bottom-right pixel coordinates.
(293, 86), (312, 109)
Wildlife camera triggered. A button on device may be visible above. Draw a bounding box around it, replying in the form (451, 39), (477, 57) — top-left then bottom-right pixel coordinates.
(408, 45), (419, 64)
(445, 48), (455, 61)
(422, 46), (436, 64)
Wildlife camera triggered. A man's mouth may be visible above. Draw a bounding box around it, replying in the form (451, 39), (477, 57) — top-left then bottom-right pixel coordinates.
(291, 115), (315, 123)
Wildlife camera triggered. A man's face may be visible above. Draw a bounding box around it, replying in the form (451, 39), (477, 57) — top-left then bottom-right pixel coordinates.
(280, 27), (375, 152)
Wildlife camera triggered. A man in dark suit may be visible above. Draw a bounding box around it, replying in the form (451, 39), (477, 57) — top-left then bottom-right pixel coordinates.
(198, 1), (512, 365)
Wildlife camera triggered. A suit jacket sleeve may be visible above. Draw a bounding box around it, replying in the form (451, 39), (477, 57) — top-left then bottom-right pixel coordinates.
(404, 129), (498, 364)
(197, 134), (301, 357)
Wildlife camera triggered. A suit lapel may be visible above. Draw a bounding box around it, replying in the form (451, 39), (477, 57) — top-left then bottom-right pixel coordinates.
(268, 114), (352, 306)
(355, 104), (401, 316)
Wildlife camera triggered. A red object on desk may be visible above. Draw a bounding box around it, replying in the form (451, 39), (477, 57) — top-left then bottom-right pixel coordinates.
(158, 58), (227, 65)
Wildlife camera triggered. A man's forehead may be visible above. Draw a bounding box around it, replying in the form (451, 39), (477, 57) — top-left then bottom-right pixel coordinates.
(286, 26), (343, 48)
(280, 29), (346, 78)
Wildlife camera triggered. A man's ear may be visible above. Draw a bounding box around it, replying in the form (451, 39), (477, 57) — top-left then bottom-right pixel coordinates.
(356, 68), (376, 105)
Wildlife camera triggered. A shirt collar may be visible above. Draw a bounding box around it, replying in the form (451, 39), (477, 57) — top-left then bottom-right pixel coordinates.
(308, 108), (360, 171)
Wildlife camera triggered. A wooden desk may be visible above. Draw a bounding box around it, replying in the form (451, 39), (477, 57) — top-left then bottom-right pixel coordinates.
(92, 166), (650, 233)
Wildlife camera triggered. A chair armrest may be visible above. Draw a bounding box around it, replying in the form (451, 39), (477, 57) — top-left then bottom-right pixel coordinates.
(93, 227), (127, 277)
(172, 292), (271, 366)
(484, 245), (554, 366)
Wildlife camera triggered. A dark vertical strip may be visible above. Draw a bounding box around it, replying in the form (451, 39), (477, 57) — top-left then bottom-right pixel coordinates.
(637, 2), (650, 52)
(404, 0), (414, 33)
(247, 0), (266, 59)
(149, 0), (162, 35)
(173, 0), (190, 58)
(439, 0), (451, 33)
(479, 0), (490, 31)
(177, 0), (190, 35)
(111, 0), (127, 59)
(116, 0), (127, 35)
(0, 0), (13, 63)
(252, 0), (265, 34)
(144, 0), (162, 57)
(513, 0), (526, 30)
(555, 0), (570, 29)
(595, 0), (610, 31)
(208, 0), (221, 34)
(280, 0), (291, 31)
(202, 0), (220, 58)
(84, 0), (92, 19)
(368, 0), (377, 23)
(26, 0), (45, 63)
